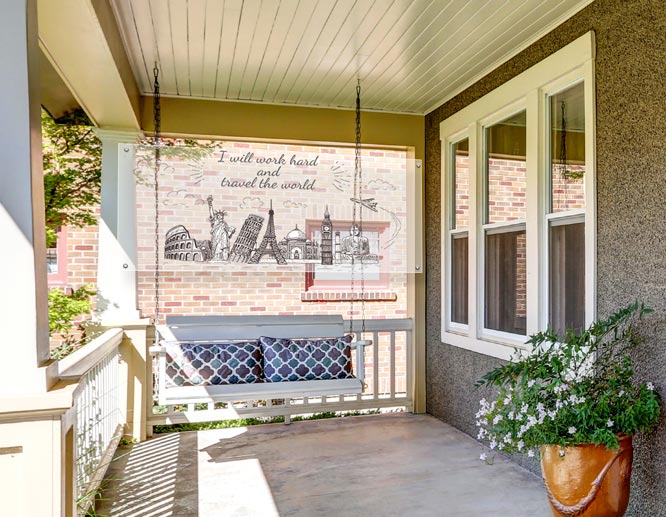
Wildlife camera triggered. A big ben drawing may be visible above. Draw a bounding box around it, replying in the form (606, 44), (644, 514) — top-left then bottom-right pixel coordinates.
(321, 205), (333, 265)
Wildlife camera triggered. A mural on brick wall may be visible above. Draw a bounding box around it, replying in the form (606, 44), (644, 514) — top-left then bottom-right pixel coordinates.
(164, 195), (379, 266)
(134, 141), (413, 274)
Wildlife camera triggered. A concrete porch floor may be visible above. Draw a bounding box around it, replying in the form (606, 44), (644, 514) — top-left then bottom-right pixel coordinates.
(97, 413), (551, 516)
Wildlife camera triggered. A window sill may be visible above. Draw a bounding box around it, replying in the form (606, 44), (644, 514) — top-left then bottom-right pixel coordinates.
(440, 329), (530, 361)
(301, 291), (397, 302)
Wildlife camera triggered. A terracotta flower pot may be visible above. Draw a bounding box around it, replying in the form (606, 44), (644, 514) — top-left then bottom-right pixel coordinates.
(540, 435), (633, 517)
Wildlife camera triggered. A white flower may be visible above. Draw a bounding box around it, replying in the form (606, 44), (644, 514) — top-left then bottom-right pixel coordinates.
(618, 390), (625, 397)
(489, 440), (497, 450)
(480, 452), (487, 461)
(477, 429), (487, 439)
(493, 415), (503, 425)
(527, 449), (535, 458)
(521, 403), (529, 414)
(606, 419), (614, 428)
(559, 450), (566, 458)
(536, 403), (545, 413)
(527, 380), (536, 388)
(479, 398), (487, 406)
(517, 440), (525, 451)
(647, 382), (655, 391)
(555, 400), (564, 410)
(504, 434), (513, 444)
(568, 426), (577, 435)
(508, 411), (515, 420)
(503, 396), (512, 405)
(553, 384), (570, 394)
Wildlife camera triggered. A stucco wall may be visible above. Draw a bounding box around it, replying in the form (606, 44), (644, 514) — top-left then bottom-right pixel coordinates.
(425, 1), (666, 514)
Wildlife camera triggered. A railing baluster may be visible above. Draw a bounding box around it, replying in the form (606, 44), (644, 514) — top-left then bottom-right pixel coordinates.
(373, 331), (379, 399)
(390, 330), (396, 399)
(406, 328), (413, 408)
(70, 342), (124, 512)
(355, 331), (362, 402)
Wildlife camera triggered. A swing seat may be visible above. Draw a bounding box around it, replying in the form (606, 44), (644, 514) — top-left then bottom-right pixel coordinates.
(151, 315), (372, 416)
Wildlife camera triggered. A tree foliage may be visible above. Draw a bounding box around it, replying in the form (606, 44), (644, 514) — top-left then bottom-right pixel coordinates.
(42, 110), (102, 247)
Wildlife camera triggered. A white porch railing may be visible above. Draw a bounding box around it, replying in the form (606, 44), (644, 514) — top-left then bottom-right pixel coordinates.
(147, 318), (413, 429)
(58, 328), (125, 514)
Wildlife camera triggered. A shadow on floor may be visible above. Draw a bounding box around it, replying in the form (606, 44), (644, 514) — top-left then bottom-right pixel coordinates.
(96, 431), (199, 516)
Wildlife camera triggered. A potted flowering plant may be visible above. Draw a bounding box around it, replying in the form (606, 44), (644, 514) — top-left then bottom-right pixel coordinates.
(475, 302), (661, 517)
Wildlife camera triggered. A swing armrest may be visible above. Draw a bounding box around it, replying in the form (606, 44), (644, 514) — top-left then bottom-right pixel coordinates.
(350, 339), (372, 382)
(149, 345), (165, 355)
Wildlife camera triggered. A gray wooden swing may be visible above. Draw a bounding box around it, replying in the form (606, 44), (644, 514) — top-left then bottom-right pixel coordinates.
(149, 69), (372, 423)
(152, 315), (372, 424)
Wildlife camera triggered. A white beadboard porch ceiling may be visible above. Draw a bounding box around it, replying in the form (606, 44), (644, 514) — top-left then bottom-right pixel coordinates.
(110, 0), (593, 115)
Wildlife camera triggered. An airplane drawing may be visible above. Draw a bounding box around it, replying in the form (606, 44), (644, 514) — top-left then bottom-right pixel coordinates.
(350, 197), (379, 212)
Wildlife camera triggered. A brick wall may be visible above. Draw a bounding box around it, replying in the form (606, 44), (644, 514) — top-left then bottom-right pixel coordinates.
(551, 164), (585, 212)
(135, 140), (410, 322)
(135, 140), (412, 397)
(487, 158), (527, 223)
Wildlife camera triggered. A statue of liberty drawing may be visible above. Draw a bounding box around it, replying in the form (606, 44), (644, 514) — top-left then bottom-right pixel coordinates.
(207, 195), (236, 261)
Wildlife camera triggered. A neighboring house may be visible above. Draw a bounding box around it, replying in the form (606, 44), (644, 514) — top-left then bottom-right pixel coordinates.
(46, 223), (99, 348)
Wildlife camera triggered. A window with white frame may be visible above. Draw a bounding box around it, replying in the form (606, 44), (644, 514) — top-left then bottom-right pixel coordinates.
(450, 138), (469, 326)
(484, 110), (527, 337)
(440, 32), (595, 360)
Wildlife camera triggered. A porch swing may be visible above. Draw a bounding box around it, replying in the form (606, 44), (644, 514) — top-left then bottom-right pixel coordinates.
(149, 68), (372, 423)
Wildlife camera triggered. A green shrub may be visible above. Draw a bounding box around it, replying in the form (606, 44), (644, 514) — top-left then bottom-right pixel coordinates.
(48, 285), (95, 335)
(475, 302), (661, 456)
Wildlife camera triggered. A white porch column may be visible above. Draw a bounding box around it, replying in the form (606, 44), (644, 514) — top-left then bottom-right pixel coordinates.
(95, 129), (143, 320)
(0, 2), (70, 514)
(0, 0), (51, 393)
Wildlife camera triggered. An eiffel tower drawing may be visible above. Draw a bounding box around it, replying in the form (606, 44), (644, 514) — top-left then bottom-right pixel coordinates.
(249, 200), (287, 264)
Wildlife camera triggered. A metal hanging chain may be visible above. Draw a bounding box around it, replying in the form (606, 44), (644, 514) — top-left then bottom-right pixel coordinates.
(349, 79), (366, 335)
(357, 81), (365, 335)
(559, 100), (568, 177)
(153, 63), (161, 322)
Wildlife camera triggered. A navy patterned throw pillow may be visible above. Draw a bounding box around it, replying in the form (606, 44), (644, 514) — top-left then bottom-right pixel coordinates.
(259, 335), (355, 382)
(165, 341), (263, 387)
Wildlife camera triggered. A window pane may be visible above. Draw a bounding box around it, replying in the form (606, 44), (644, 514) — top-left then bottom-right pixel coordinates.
(452, 139), (469, 229)
(550, 83), (585, 213)
(485, 230), (526, 335)
(451, 235), (468, 324)
(485, 111), (527, 224)
(47, 247), (58, 274)
(550, 222), (585, 335)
